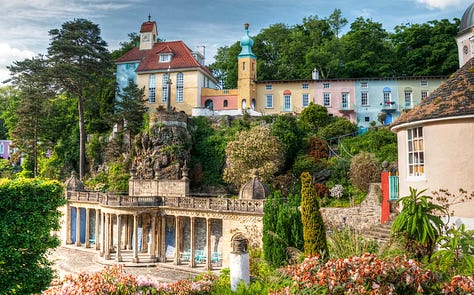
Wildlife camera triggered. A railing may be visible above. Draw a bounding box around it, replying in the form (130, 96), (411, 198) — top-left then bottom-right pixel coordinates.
(67, 191), (264, 214)
(381, 101), (397, 112)
(389, 176), (399, 201)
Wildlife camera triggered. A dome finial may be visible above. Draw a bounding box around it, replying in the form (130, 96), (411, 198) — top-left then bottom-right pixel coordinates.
(238, 22), (256, 58)
(244, 23), (249, 30)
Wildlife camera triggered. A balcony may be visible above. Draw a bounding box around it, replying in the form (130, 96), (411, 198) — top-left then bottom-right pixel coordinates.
(381, 101), (397, 112)
(338, 104), (355, 113)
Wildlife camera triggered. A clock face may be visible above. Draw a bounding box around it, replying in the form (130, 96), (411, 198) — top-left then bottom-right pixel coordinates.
(463, 45), (468, 55)
(143, 34), (150, 42)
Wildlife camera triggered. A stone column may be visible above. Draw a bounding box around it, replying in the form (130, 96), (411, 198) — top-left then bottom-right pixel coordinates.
(95, 209), (100, 250)
(85, 208), (90, 248)
(189, 217), (196, 268)
(116, 214), (122, 262)
(205, 218), (212, 270)
(160, 215), (167, 262)
(125, 215), (131, 250)
(173, 216), (181, 265)
(100, 212), (105, 257)
(75, 207), (81, 246)
(132, 213), (139, 263)
(66, 204), (72, 244)
(149, 214), (156, 261)
(104, 213), (111, 260)
(108, 214), (114, 254)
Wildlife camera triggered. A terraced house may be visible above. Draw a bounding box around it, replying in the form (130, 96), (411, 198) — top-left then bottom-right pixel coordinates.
(115, 19), (445, 129)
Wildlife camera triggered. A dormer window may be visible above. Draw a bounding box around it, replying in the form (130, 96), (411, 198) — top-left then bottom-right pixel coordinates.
(159, 54), (173, 63)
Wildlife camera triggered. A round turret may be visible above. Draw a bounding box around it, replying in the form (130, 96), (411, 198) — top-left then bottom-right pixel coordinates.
(460, 2), (474, 34)
(238, 170), (269, 200)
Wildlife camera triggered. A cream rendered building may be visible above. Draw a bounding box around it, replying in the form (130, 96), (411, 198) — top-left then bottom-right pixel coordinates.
(391, 4), (474, 227)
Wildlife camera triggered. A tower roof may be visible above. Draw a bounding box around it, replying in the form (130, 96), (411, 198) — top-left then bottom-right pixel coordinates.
(459, 2), (474, 35)
(238, 23), (256, 59)
(239, 170), (269, 200)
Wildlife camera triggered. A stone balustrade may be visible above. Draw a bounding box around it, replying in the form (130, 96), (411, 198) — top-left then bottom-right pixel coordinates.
(67, 191), (264, 214)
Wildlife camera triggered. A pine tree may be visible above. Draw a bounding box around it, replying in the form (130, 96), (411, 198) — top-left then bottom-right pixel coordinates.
(301, 171), (328, 257)
(262, 191), (286, 266)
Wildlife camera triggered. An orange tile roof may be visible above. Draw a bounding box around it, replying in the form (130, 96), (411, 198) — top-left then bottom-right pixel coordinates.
(140, 21), (156, 33)
(115, 40), (214, 77)
(393, 58), (474, 126)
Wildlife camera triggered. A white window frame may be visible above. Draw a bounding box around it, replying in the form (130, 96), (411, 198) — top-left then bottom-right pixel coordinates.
(405, 91), (412, 108)
(407, 126), (425, 178)
(420, 80), (428, 86)
(0, 144), (4, 155)
(383, 91), (391, 104)
(162, 73), (170, 103)
(361, 92), (369, 106)
(159, 54), (172, 63)
(341, 92), (349, 109)
(148, 75), (156, 103)
(284, 95), (291, 111)
(265, 84), (272, 90)
(361, 81), (368, 88)
(265, 95), (273, 108)
(176, 72), (184, 102)
(323, 82), (330, 89)
(302, 93), (309, 107)
(302, 83), (309, 89)
(421, 90), (428, 99)
(323, 92), (331, 107)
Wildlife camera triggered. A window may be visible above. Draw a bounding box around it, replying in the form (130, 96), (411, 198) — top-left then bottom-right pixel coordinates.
(302, 83), (309, 89)
(407, 127), (425, 177)
(323, 92), (331, 107)
(302, 93), (309, 107)
(223, 100), (228, 107)
(341, 92), (349, 109)
(242, 62), (246, 71)
(162, 73), (170, 103)
(420, 80), (428, 86)
(265, 84), (272, 90)
(365, 116), (370, 122)
(383, 91), (391, 104)
(421, 90), (428, 99)
(361, 81), (368, 88)
(405, 91), (412, 107)
(148, 75), (156, 103)
(323, 82), (330, 89)
(266, 95), (273, 108)
(159, 54), (172, 63)
(0, 144), (4, 154)
(284, 95), (291, 111)
(361, 92), (369, 106)
(176, 72), (183, 102)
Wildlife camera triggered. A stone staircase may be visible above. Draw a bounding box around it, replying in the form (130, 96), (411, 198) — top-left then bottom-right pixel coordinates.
(361, 220), (394, 243)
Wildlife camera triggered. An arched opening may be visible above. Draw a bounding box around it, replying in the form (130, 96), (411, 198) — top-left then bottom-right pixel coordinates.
(241, 99), (247, 109)
(223, 100), (228, 108)
(205, 99), (214, 110)
(251, 99), (256, 110)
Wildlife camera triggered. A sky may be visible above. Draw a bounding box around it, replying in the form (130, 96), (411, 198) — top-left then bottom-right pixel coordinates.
(0, 0), (471, 83)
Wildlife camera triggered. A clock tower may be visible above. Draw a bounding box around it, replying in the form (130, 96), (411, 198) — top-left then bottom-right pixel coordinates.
(237, 23), (257, 111)
(139, 15), (158, 51)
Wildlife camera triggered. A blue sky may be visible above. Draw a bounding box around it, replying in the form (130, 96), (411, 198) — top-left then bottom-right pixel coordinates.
(0, 0), (471, 83)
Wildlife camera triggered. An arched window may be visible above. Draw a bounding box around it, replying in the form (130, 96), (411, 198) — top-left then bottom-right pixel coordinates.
(223, 100), (228, 107)
(205, 99), (213, 110)
(251, 99), (256, 110)
(241, 99), (247, 109)
(148, 75), (156, 103)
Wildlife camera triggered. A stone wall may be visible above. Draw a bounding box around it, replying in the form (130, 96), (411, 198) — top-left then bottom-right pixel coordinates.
(129, 179), (188, 197)
(320, 183), (382, 231)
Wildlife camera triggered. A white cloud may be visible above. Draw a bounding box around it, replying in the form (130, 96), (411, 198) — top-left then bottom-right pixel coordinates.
(415, 0), (469, 10)
(0, 43), (35, 84)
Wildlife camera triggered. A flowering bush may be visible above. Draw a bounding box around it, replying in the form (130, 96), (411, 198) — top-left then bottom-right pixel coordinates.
(329, 184), (344, 199)
(270, 253), (438, 294)
(441, 275), (474, 294)
(42, 265), (216, 295)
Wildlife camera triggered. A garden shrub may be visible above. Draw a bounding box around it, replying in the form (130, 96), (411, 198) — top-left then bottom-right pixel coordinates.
(300, 171), (328, 258)
(0, 178), (66, 295)
(349, 151), (381, 193)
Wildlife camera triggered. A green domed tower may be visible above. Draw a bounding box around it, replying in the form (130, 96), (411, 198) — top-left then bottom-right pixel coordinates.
(238, 23), (257, 111)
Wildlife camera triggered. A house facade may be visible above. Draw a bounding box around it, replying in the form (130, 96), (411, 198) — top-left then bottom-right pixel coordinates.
(116, 20), (445, 130)
(391, 3), (474, 228)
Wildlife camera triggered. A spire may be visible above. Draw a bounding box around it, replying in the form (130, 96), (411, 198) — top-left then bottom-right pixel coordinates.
(238, 23), (256, 59)
(148, 13), (151, 22)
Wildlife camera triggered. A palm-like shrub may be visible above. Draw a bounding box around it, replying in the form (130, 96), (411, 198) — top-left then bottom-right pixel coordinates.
(391, 187), (447, 259)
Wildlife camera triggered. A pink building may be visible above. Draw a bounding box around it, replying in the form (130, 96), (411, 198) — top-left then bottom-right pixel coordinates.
(0, 140), (13, 160)
(314, 79), (356, 122)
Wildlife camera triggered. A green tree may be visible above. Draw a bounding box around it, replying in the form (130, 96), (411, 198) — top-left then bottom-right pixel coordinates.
(0, 178), (66, 294)
(391, 19), (459, 76)
(223, 125), (283, 188)
(340, 128), (397, 163)
(48, 18), (112, 179)
(115, 80), (147, 149)
(208, 43), (241, 89)
(301, 171), (328, 257)
(340, 17), (394, 77)
(318, 116), (357, 140)
(349, 151), (381, 193)
(327, 8), (348, 38)
(299, 102), (331, 133)
(391, 187), (447, 259)
(8, 56), (54, 177)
